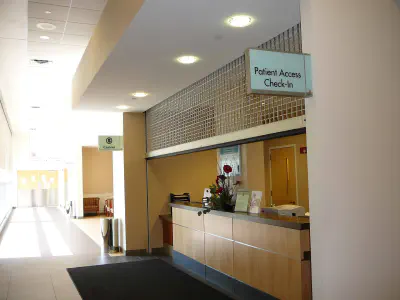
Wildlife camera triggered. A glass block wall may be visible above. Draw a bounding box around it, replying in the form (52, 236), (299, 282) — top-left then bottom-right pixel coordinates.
(146, 24), (305, 152)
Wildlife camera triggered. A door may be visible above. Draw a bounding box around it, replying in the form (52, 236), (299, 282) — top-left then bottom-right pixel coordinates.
(270, 147), (297, 206)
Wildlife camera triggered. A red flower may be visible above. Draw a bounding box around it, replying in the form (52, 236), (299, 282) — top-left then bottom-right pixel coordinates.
(217, 187), (224, 194)
(223, 165), (232, 174)
(218, 175), (226, 180)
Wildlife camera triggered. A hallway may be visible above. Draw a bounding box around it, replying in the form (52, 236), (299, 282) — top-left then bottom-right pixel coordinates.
(0, 207), (135, 300)
(0, 207), (100, 259)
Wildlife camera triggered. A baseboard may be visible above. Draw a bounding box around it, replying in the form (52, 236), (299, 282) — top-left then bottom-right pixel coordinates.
(125, 249), (148, 256)
(172, 250), (277, 300)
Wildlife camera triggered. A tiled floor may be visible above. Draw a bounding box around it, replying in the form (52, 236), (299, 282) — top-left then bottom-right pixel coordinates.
(71, 216), (102, 247)
(0, 207), (137, 300)
(0, 207), (101, 258)
(0, 255), (146, 300)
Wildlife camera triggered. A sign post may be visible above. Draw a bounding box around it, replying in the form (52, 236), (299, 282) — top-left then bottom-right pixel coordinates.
(245, 49), (312, 97)
(98, 136), (124, 151)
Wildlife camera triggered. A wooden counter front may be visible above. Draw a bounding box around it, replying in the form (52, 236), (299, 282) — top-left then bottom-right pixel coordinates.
(173, 224), (205, 264)
(233, 218), (310, 261)
(171, 204), (311, 300)
(205, 234), (233, 276)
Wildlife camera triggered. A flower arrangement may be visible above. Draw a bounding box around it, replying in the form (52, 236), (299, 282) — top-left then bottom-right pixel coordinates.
(208, 164), (237, 211)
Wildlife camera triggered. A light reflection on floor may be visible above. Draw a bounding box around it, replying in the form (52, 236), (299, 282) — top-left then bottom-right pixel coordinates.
(41, 222), (73, 256)
(0, 222), (41, 258)
(36, 206), (53, 221)
(0, 207), (73, 258)
(9, 207), (36, 223)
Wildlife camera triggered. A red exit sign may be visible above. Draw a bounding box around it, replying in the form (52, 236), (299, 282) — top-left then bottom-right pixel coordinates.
(300, 147), (307, 154)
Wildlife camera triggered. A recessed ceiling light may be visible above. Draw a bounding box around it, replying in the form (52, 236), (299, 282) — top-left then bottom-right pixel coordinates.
(131, 92), (148, 98)
(116, 105), (130, 110)
(37, 22), (56, 31)
(44, 10), (52, 14)
(40, 35), (50, 40)
(176, 55), (199, 65)
(226, 15), (253, 28)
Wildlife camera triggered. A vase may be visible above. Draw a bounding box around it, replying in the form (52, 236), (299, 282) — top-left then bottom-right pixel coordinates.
(223, 203), (235, 212)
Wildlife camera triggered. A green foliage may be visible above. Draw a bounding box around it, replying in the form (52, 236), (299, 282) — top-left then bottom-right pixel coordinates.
(208, 166), (235, 211)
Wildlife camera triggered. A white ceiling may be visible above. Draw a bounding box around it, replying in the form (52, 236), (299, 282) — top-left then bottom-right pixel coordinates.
(28, 0), (106, 73)
(26, 0), (107, 132)
(79, 0), (301, 112)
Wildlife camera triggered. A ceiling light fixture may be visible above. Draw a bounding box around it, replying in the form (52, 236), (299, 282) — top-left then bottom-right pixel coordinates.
(226, 15), (253, 28)
(40, 35), (50, 40)
(45, 10), (52, 14)
(37, 22), (56, 31)
(131, 92), (148, 98)
(116, 105), (130, 110)
(176, 55), (199, 65)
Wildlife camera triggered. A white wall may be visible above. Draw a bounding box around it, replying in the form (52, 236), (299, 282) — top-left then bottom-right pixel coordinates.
(0, 0), (28, 133)
(0, 96), (13, 224)
(112, 151), (126, 250)
(301, 0), (400, 298)
(57, 170), (65, 208)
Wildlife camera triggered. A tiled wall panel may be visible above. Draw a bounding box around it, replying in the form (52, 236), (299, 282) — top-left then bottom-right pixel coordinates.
(146, 24), (304, 152)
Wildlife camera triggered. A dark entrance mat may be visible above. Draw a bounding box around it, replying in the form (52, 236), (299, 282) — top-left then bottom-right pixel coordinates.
(67, 259), (233, 300)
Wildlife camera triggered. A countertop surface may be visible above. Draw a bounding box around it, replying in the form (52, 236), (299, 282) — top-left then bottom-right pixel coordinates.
(169, 202), (310, 230)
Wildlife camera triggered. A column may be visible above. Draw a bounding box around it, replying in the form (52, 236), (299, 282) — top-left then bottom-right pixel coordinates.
(122, 112), (148, 253)
(301, 0), (400, 298)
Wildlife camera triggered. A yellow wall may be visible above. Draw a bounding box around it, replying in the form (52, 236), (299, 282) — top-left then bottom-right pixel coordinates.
(263, 134), (309, 211)
(82, 147), (113, 194)
(123, 112), (148, 251)
(243, 142), (267, 205)
(148, 149), (217, 248)
(241, 134), (309, 210)
(17, 170), (59, 189)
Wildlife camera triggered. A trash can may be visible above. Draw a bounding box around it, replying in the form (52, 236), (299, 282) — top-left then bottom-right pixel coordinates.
(101, 217), (112, 252)
(100, 217), (119, 253)
(111, 218), (119, 253)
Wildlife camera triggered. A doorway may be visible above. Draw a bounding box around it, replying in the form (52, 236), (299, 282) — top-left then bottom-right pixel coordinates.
(269, 145), (298, 206)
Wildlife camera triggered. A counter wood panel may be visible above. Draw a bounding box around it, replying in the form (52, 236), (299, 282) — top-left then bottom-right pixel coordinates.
(233, 242), (303, 300)
(205, 234), (233, 276)
(173, 224), (205, 264)
(204, 213), (232, 239)
(233, 218), (305, 260)
(170, 204), (311, 299)
(172, 207), (204, 231)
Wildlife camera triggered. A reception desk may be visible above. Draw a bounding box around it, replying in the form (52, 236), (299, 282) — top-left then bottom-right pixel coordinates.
(170, 203), (311, 300)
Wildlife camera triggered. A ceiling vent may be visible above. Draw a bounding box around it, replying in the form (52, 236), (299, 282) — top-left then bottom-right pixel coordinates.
(30, 59), (53, 65)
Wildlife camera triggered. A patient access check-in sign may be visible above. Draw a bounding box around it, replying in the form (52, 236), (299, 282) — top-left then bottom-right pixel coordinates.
(245, 49), (313, 97)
